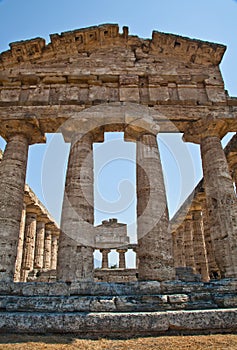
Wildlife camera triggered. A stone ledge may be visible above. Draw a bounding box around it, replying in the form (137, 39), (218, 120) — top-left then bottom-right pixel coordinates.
(0, 309), (236, 337)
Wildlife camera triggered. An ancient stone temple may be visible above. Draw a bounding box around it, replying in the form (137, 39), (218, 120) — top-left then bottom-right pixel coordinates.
(0, 24), (237, 337)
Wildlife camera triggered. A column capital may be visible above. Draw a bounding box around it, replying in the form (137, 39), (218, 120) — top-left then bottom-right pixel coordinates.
(183, 118), (228, 144)
(100, 248), (111, 254)
(62, 125), (104, 144)
(116, 248), (127, 253)
(124, 122), (160, 142)
(0, 117), (46, 145)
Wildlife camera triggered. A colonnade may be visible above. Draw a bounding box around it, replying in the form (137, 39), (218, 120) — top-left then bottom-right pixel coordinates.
(14, 185), (60, 282)
(99, 246), (138, 269)
(0, 116), (237, 283)
(57, 125), (174, 282)
(172, 127), (237, 281)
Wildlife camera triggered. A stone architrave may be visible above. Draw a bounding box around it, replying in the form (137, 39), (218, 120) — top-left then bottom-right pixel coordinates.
(57, 132), (95, 282)
(136, 132), (175, 281)
(184, 119), (237, 278)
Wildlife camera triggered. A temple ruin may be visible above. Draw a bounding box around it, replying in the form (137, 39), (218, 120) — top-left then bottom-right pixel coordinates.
(0, 24), (237, 336)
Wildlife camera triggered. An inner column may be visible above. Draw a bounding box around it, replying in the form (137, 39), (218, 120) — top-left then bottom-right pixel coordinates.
(136, 132), (175, 281)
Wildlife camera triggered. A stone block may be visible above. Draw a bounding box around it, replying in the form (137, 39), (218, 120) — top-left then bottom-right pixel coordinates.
(149, 86), (169, 103)
(205, 85), (227, 102)
(168, 294), (189, 304)
(119, 87), (140, 102)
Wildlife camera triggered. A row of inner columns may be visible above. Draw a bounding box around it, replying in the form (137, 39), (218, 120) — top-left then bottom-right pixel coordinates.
(100, 248), (138, 269)
(14, 205), (59, 282)
(0, 118), (237, 282)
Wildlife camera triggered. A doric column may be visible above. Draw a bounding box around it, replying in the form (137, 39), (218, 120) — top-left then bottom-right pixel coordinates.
(201, 135), (237, 277)
(184, 120), (237, 278)
(21, 208), (37, 282)
(117, 249), (127, 268)
(136, 131), (174, 281)
(198, 193), (220, 278)
(191, 205), (210, 282)
(0, 119), (45, 282)
(175, 224), (186, 267)
(58, 132), (95, 282)
(132, 246), (139, 269)
(183, 214), (196, 272)
(14, 203), (26, 282)
(100, 249), (110, 269)
(43, 226), (52, 269)
(51, 233), (59, 270)
(34, 219), (46, 269)
(172, 231), (179, 268)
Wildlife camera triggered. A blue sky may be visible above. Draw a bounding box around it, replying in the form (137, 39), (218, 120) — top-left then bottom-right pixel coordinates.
(0, 1), (237, 264)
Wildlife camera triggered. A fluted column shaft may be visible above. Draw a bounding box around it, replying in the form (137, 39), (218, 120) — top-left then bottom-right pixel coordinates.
(14, 203), (26, 282)
(176, 224), (185, 267)
(199, 195), (220, 278)
(183, 217), (196, 271)
(43, 228), (52, 269)
(172, 232), (179, 268)
(0, 134), (29, 282)
(101, 249), (110, 269)
(117, 249), (127, 268)
(21, 211), (37, 282)
(34, 221), (46, 269)
(136, 133), (174, 281)
(201, 135), (237, 277)
(51, 235), (58, 270)
(191, 208), (209, 282)
(58, 132), (94, 282)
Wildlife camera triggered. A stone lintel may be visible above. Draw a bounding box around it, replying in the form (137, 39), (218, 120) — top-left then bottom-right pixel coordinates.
(0, 117), (45, 144)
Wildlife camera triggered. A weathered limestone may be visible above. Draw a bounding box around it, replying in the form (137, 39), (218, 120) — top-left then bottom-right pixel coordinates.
(58, 132), (95, 282)
(136, 132), (175, 281)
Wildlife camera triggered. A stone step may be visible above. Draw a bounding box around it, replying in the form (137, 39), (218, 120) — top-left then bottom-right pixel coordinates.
(0, 309), (237, 337)
(0, 279), (236, 296)
(0, 292), (236, 313)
